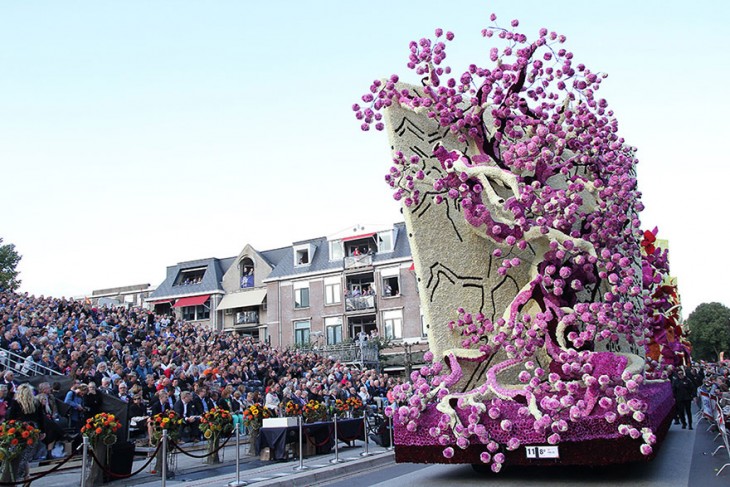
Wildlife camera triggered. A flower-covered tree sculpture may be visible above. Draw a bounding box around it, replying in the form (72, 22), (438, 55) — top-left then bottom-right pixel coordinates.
(356, 14), (675, 471)
(641, 228), (690, 376)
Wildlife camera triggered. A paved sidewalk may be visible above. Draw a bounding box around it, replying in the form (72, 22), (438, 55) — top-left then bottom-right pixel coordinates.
(31, 434), (394, 486)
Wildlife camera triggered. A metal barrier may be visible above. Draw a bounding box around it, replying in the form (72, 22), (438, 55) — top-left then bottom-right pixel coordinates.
(228, 424), (247, 487)
(27, 415), (394, 487)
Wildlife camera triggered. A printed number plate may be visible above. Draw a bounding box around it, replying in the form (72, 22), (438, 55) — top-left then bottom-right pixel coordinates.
(525, 445), (560, 459)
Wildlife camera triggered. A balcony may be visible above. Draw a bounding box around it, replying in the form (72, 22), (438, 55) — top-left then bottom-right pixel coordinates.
(235, 310), (259, 325)
(344, 254), (373, 270)
(345, 295), (375, 312)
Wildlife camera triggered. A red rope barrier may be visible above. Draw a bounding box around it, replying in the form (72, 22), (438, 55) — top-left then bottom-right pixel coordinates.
(338, 421), (364, 442)
(304, 424), (334, 447)
(169, 431), (234, 459)
(87, 442), (162, 479)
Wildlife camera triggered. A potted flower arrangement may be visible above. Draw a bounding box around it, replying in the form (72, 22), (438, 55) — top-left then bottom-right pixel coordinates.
(199, 407), (233, 464)
(334, 399), (349, 417)
(302, 400), (327, 423)
(149, 410), (183, 476)
(346, 396), (364, 418)
(0, 420), (40, 483)
(242, 403), (270, 456)
(80, 412), (122, 486)
(284, 401), (302, 418)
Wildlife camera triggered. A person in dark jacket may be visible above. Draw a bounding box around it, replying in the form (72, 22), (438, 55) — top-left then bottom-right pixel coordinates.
(672, 368), (696, 429)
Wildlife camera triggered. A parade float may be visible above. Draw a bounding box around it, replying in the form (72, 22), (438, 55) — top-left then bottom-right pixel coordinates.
(354, 14), (683, 471)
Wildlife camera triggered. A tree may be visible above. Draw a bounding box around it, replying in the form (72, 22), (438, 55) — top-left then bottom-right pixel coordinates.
(686, 302), (730, 361)
(0, 238), (21, 292)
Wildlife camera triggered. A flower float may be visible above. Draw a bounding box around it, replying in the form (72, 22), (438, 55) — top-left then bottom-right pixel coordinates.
(356, 13), (676, 469)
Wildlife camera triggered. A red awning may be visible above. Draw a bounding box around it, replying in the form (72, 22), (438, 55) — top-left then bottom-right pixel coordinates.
(409, 263), (415, 271)
(173, 295), (210, 308)
(150, 300), (172, 306)
(342, 232), (376, 242)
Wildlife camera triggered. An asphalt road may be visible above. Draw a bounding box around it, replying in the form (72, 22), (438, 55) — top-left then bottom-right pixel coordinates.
(321, 416), (729, 487)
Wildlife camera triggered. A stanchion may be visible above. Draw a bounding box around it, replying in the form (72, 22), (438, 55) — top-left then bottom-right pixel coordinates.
(229, 423), (248, 486)
(293, 416), (309, 472)
(162, 429), (168, 487)
(360, 414), (373, 457)
(387, 415), (395, 451)
(330, 414), (344, 464)
(80, 435), (89, 487)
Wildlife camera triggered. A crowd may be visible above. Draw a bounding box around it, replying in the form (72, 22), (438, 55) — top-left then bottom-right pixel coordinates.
(0, 290), (401, 469)
(671, 362), (730, 430)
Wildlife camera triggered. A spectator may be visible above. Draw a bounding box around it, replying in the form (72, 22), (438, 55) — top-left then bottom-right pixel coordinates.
(63, 383), (88, 428)
(8, 384), (44, 478)
(85, 382), (103, 416)
(174, 390), (201, 442)
(193, 386), (215, 415)
(0, 384), (9, 422)
(672, 367), (695, 430)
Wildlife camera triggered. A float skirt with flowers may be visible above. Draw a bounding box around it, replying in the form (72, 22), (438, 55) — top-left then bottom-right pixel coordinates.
(391, 381), (673, 467)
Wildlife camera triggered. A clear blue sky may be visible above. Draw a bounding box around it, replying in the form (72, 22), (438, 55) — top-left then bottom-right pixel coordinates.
(1, 1), (728, 318)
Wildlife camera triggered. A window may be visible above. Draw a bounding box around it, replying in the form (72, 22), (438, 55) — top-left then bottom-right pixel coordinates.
(239, 258), (254, 288)
(325, 316), (343, 345)
(324, 276), (341, 305)
(196, 304), (210, 320)
(377, 230), (394, 253)
(182, 300), (210, 321)
(174, 267), (206, 286)
(329, 240), (344, 261)
(182, 306), (195, 321)
(294, 320), (311, 345)
(294, 281), (310, 309)
(380, 267), (401, 297)
(421, 314), (428, 337)
(294, 244), (314, 266)
(383, 309), (403, 340)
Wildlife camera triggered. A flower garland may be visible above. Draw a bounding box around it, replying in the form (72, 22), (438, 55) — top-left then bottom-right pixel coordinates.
(81, 412), (122, 446)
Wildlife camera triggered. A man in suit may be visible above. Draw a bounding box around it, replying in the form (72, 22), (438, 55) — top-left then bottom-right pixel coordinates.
(173, 391), (201, 442)
(148, 390), (174, 443)
(192, 386), (215, 416)
(150, 390), (173, 416)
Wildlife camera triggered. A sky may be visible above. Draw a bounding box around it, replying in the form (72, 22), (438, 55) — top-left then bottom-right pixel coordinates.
(1, 1), (728, 318)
